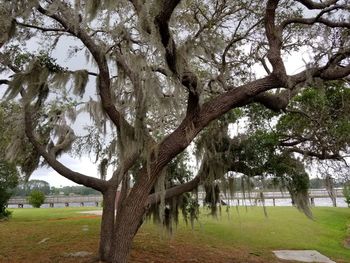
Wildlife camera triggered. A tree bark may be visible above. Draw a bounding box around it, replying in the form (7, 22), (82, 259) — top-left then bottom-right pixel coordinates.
(110, 190), (149, 263)
(99, 189), (116, 262)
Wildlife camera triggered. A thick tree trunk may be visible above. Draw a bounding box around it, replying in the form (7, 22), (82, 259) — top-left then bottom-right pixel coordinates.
(110, 185), (150, 263)
(99, 189), (116, 262)
(111, 213), (144, 262)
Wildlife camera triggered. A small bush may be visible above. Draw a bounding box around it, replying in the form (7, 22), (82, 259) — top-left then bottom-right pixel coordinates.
(343, 184), (350, 208)
(28, 190), (45, 208)
(0, 208), (12, 221)
(0, 161), (19, 219)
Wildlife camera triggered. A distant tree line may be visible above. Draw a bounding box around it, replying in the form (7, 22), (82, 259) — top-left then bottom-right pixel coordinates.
(50, 185), (100, 196)
(12, 180), (100, 197)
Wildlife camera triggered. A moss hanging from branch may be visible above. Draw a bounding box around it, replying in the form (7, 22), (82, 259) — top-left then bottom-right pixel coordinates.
(73, 70), (89, 97)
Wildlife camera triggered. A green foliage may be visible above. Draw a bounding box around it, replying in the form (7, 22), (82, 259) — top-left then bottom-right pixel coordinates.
(0, 161), (19, 219)
(167, 152), (192, 184)
(277, 82), (350, 155)
(343, 183), (350, 208)
(49, 185), (100, 196)
(36, 52), (64, 73)
(239, 131), (279, 173)
(27, 190), (45, 208)
(13, 180), (50, 196)
(245, 103), (280, 130)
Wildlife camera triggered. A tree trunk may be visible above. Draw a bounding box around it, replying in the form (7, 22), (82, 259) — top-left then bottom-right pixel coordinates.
(99, 189), (116, 262)
(110, 185), (150, 263)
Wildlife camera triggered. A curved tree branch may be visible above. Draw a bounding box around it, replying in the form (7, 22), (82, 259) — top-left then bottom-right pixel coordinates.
(15, 20), (67, 33)
(154, 0), (201, 115)
(37, 4), (134, 137)
(282, 16), (350, 29)
(265, 0), (287, 82)
(0, 79), (9, 86)
(295, 0), (339, 10)
(24, 104), (108, 192)
(287, 147), (342, 160)
(147, 175), (200, 205)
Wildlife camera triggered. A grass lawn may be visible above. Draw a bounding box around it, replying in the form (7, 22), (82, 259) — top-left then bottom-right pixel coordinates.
(0, 206), (349, 262)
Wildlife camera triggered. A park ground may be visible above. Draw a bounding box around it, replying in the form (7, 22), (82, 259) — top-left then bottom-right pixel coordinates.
(0, 206), (349, 263)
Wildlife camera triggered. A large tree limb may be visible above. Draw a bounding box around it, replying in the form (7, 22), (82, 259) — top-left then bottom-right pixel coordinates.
(151, 75), (283, 176)
(0, 79), (9, 86)
(154, 0), (201, 115)
(119, 74), (283, 216)
(282, 2), (350, 29)
(295, 0), (339, 9)
(15, 20), (67, 33)
(151, 61), (349, 184)
(264, 0), (287, 82)
(253, 91), (291, 112)
(147, 176), (200, 205)
(282, 16), (350, 29)
(287, 147), (342, 160)
(24, 104), (108, 192)
(253, 61), (350, 112)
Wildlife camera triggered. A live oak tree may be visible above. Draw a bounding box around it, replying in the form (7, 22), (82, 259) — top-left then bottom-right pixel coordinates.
(0, 1), (349, 262)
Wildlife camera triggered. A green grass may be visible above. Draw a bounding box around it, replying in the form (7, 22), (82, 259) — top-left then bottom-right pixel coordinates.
(0, 206), (349, 262)
(183, 207), (350, 261)
(0, 207), (101, 263)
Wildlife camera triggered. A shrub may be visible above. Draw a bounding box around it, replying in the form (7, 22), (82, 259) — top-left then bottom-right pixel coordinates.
(0, 161), (19, 219)
(28, 190), (45, 208)
(343, 184), (350, 208)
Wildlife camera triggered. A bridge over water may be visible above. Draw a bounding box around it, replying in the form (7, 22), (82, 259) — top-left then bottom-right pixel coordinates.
(7, 195), (103, 208)
(7, 188), (344, 208)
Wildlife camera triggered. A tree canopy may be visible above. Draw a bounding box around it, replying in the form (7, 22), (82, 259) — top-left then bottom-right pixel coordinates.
(13, 179), (51, 196)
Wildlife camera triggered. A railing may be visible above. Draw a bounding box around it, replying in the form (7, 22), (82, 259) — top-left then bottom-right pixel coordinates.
(198, 188), (344, 199)
(7, 188), (344, 208)
(7, 195), (103, 208)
